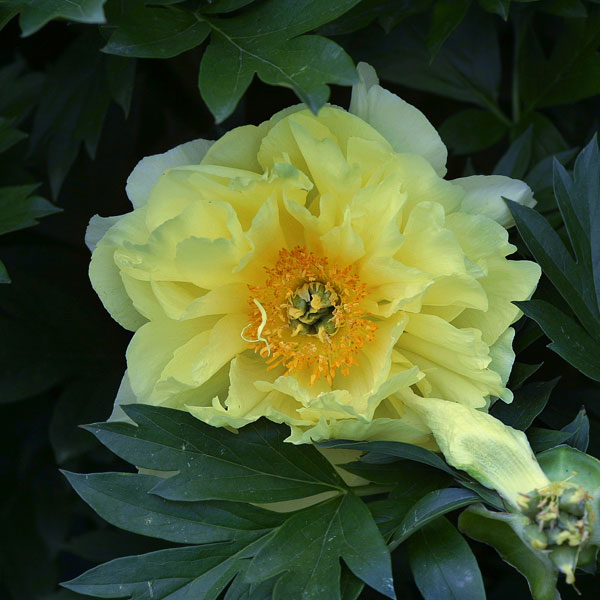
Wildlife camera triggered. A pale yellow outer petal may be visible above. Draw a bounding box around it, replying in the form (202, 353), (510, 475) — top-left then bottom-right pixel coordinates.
(89, 208), (150, 331)
(350, 62), (448, 177)
(126, 138), (214, 208)
(453, 174), (536, 228)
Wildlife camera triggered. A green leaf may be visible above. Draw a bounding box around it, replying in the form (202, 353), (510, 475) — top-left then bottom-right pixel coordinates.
(427, 0), (472, 59)
(491, 378), (559, 430)
(478, 0), (510, 19)
(6, 0), (107, 36)
(0, 259), (9, 284)
(318, 0), (431, 36)
(439, 108), (507, 154)
(561, 408), (590, 452)
(528, 427), (572, 453)
(516, 112), (569, 166)
(0, 58), (44, 123)
(508, 200), (600, 338)
(360, 9), (501, 108)
(0, 118), (27, 154)
(198, 0), (360, 122)
(86, 406), (346, 503)
(63, 529), (168, 563)
(459, 505), (560, 600)
(570, 136), (600, 314)
(519, 12), (600, 111)
(539, 0), (587, 20)
(224, 570), (278, 600)
(368, 463), (452, 538)
(62, 537), (272, 600)
(49, 372), (122, 463)
(408, 517), (486, 600)
(0, 184), (60, 236)
(319, 439), (458, 477)
(30, 32), (136, 195)
(0, 275), (99, 402)
(516, 299), (600, 381)
(493, 127), (533, 179)
(525, 148), (578, 195)
(553, 151), (590, 271)
(63, 471), (284, 544)
(248, 493), (396, 599)
(390, 488), (480, 547)
(508, 361), (543, 389)
(102, 2), (210, 59)
(105, 55), (136, 116)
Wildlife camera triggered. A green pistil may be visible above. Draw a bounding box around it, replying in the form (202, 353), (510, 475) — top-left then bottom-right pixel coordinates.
(520, 482), (592, 551)
(288, 282), (339, 338)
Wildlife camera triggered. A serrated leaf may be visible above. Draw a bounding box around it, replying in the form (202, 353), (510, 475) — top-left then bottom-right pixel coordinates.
(30, 32), (135, 196)
(571, 136), (600, 314)
(198, 0), (360, 122)
(248, 493), (396, 600)
(62, 537), (271, 600)
(6, 0), (107, 36)
(459, 505), (560, 600)
(86, 406), (346, 503)
(508, 200), (600, 338)
(390, 488), (479, 547)
(516, 299), (600, 381)
(0, 58), (44, 123)
(408, 517), (485, 600)
(439, 108), (507, 154)
(491, 378), (559, 430)
(0, 184), (60, 236)
(427, 0), (472, 59)
(102, 2), (210, 59)
(63, 471), (284, 544)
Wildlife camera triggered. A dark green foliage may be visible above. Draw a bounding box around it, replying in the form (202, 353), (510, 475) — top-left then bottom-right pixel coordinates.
(3, 2), (600, 599)
(408, 517), (486, 600)
(508, 137), (600, 381)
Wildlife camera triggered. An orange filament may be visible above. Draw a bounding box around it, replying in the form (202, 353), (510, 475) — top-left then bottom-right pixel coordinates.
(244, 246), (377, 385)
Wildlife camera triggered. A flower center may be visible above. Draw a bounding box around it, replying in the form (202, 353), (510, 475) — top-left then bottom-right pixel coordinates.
(243, 246), (377, 385)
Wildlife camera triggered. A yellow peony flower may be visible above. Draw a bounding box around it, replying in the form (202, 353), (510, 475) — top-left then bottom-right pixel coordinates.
(87, 63), (540, 448)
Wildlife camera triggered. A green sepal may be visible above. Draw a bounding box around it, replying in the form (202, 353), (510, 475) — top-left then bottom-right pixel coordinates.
(459, 505), (560, 600)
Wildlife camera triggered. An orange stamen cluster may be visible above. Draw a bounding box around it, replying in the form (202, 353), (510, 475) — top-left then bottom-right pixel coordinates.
(244, 246), (377, 385)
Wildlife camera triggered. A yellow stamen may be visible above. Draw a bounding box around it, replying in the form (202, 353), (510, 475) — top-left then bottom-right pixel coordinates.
(242, 246), (377, 385)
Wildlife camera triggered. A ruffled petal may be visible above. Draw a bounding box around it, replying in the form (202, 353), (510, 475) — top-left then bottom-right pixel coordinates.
(350, 62), (448, 177)
(126, 138), (213, 208)
(453, 174), (536, 228)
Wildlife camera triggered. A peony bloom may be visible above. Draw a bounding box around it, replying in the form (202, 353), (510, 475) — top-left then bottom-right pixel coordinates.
(87, 63), (540, 448)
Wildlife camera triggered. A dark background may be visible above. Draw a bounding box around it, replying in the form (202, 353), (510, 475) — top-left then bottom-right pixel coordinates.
(1, 1), (600, 598)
